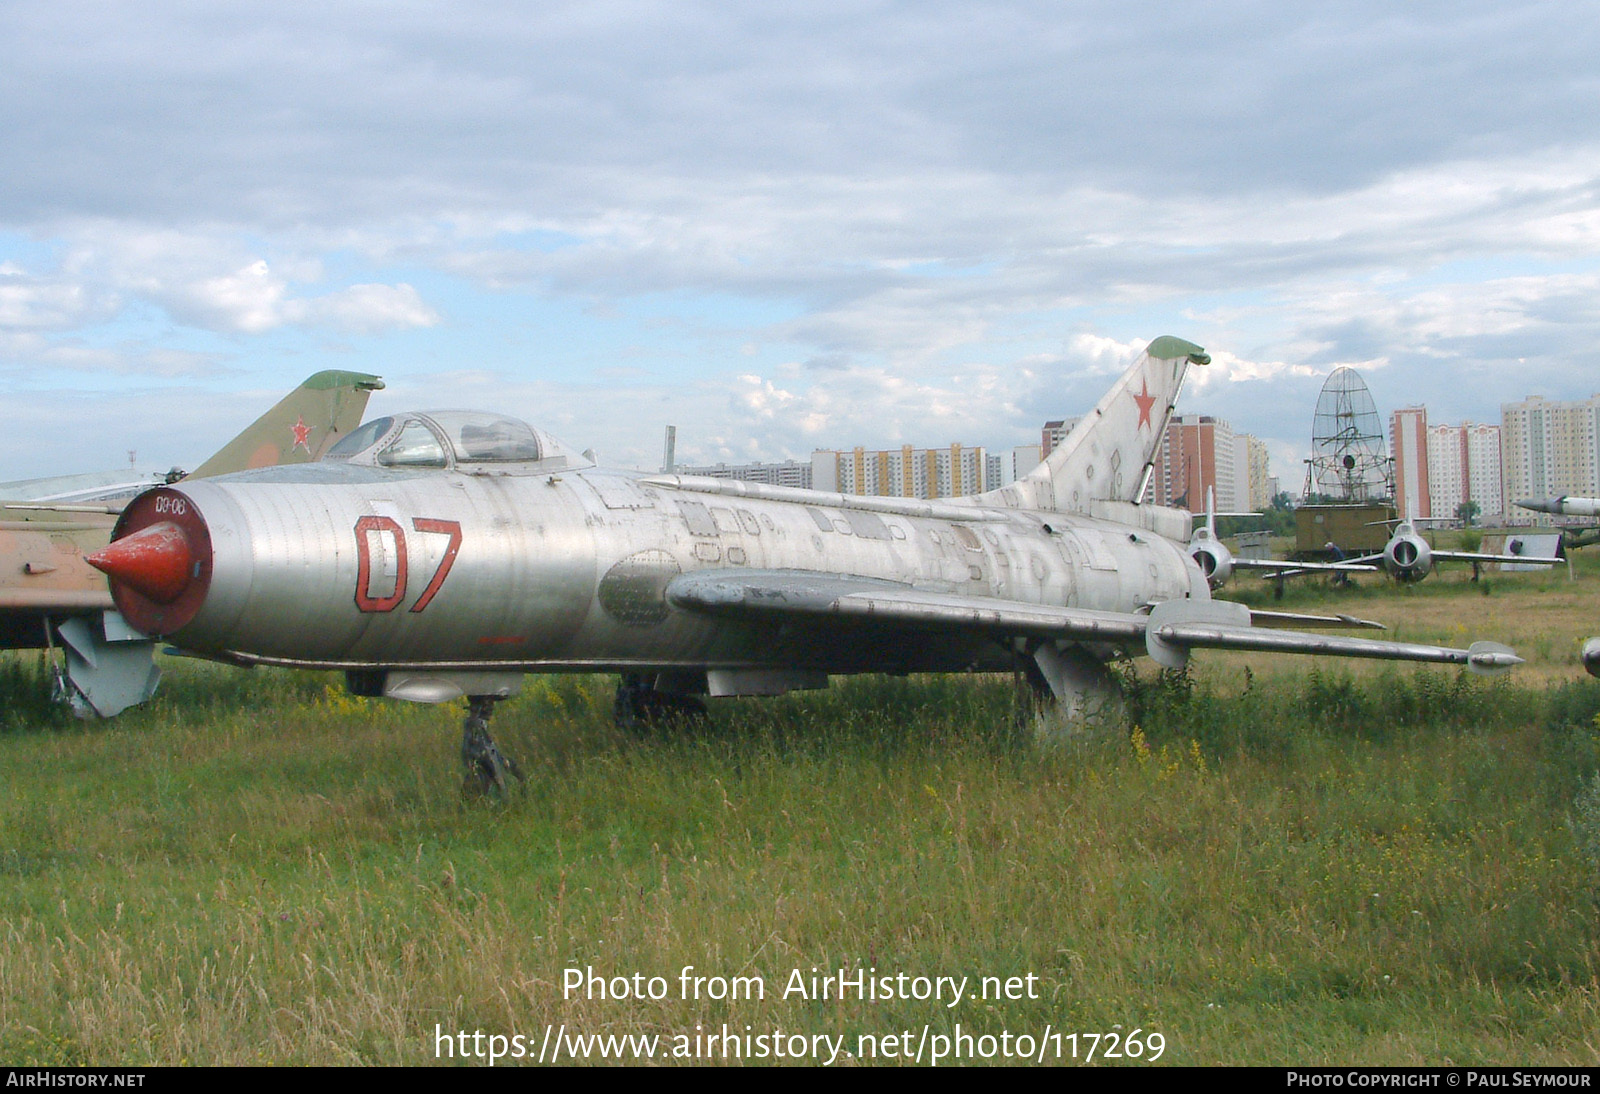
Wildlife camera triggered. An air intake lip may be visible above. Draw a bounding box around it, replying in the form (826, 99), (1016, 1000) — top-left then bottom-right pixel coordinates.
(87, 488), (214, 636)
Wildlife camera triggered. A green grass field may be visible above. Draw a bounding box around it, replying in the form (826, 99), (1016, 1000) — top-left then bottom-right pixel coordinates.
(2, 560), (1599, 1066)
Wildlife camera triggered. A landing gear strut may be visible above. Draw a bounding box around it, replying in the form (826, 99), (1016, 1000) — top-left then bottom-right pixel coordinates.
(613, 673), (708, 734)
(1012, 650), (1054, 727)
(461, 695), (522, 794)
(1023, 643), (1124, 734)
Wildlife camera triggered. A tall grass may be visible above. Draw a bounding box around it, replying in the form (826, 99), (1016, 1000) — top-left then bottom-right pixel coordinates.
(1, 641), (1597, 1065)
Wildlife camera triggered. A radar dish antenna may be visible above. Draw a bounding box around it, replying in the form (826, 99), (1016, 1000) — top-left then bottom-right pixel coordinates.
(1310, 367), (1391, 502)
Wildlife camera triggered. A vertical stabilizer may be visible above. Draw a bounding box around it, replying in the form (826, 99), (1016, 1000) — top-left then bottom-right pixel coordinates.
(188, 370), (385, 479)
(1001, 336), (1208, 513)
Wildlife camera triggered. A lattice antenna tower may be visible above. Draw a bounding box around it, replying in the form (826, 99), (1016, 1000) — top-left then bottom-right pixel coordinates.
(1309, 367), (1392, 502)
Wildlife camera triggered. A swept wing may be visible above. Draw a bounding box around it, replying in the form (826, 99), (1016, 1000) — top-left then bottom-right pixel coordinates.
(665, 569), (1519, 676)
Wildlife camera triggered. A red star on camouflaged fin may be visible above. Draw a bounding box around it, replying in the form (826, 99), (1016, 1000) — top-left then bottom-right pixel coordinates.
(1132, 379), (1157, 430)
(290, 415), (313, 453)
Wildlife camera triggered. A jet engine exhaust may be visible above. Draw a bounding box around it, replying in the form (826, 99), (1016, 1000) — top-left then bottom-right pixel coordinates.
(1384, 528), (1432, 582)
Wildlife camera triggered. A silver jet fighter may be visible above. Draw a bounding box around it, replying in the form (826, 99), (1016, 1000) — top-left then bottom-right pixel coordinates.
(1519, 496), (1600, 519)
(1516, 497), (1600, 677)
(1185, 488), (1377, 593)
(1516, 495), (1600, 553)
(1191, 493), (1561, 592)
(86, 337), (1522, 788)
(1354, 517), (1562, 583)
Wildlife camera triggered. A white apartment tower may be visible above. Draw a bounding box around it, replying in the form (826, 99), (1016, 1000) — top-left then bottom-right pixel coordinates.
(811, 444), (989, 500)
(1427, 423), (1503, 521)
(1501, 394), (1600, 504)
(1233, 433), (1272, 511)
(1465, 424), (1504, 518)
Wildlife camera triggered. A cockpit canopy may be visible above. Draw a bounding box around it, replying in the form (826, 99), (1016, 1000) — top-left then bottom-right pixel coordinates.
(324, 411), (593, 473)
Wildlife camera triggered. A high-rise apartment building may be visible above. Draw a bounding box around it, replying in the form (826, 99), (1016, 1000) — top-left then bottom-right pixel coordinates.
(1465, 424), (1504, 518)
(811, 444), (989, 499)
(1502, 394), (1600, 504)
(1040, 418), (1082, 459)
(1391, 407), (1431, 518)
(1234, 433), (1272, 511)
(1426, 424), (1461, 519)
(1147, 415), (1238, 510)
(1424, 422), (1503, 521)
(1010, 444), (1043, 483)
(815, 415), (1267, 509)
(1390, 405), (1509, 521)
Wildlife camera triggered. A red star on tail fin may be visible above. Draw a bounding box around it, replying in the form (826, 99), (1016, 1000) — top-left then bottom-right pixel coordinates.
(1133, 380), (1157, 430)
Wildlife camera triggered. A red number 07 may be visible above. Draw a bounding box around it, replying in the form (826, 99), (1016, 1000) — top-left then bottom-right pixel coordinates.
(354, 516), (462, 613)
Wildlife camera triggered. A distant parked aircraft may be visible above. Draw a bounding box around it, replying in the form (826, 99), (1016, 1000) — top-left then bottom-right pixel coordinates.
(1, 371), (384, 715)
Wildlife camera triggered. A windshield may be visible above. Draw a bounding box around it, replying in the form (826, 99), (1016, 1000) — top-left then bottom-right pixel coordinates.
(324, 417), (394, 460)
(319, 411), (590, 472)
(377, 419), (449, 468)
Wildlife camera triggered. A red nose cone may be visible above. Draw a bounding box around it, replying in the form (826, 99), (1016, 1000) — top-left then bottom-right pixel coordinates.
(87, 521), (195, 603)
(95, 487), (213, 637)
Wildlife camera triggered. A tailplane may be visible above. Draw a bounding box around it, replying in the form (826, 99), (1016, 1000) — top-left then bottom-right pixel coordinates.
(996, 335), (1208, 514)
(188, 370), (385, 479)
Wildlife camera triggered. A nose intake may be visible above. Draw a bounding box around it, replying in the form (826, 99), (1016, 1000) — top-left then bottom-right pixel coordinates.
(87, 487), (214, 637)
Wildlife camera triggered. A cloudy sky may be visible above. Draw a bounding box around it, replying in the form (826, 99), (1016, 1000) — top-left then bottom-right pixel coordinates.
(2, 1), (1597, 486)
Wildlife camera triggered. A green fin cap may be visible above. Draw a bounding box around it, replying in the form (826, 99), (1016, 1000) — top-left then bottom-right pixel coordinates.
(1145, 336), (1210, 365)
(303, 370), (386, 391)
